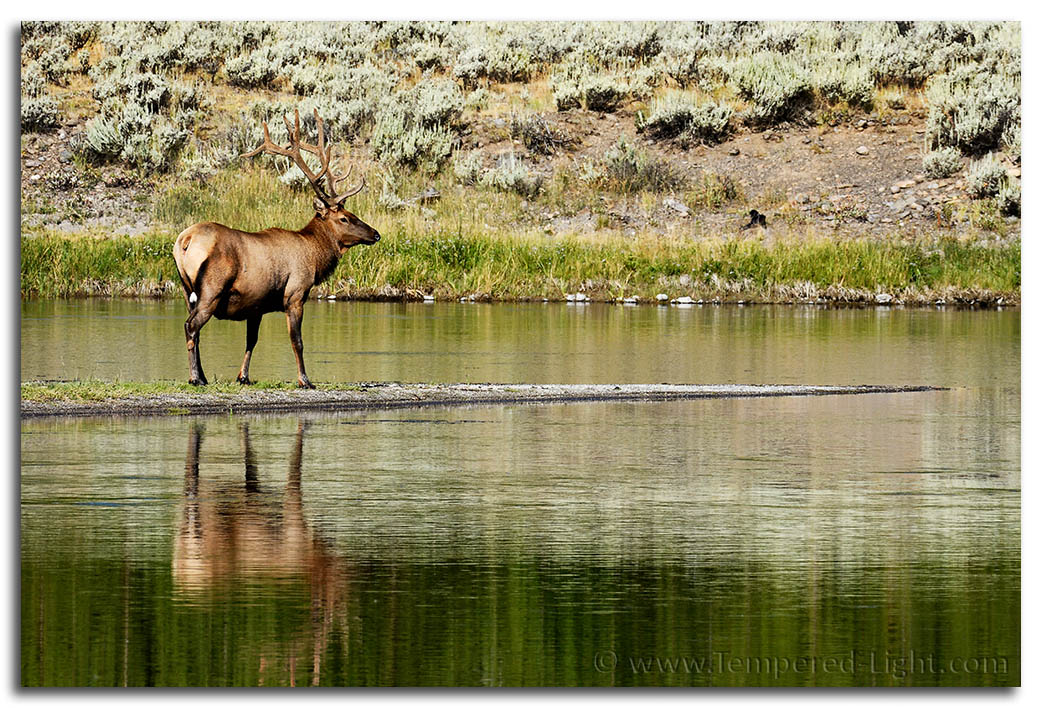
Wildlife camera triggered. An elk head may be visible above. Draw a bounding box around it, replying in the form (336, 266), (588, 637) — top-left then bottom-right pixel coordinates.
(243, 109), (381, 252)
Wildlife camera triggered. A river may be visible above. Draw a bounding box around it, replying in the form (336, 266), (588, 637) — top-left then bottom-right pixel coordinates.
(20, 299), (1020, 686)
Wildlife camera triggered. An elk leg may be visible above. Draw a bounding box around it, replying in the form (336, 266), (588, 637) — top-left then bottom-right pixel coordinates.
(184, 303), (215, 386)
(237, 315), (262, 385)
(286, 303), (314, 389)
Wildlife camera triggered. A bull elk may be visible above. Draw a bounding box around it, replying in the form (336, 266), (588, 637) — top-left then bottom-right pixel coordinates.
(173, 110), (380, 388)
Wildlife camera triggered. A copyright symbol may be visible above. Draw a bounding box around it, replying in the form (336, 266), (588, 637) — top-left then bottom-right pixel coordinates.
(594, 650), (618, 673)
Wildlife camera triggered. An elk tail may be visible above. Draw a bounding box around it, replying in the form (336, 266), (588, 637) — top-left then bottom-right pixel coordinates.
(181, 260), (208, 311)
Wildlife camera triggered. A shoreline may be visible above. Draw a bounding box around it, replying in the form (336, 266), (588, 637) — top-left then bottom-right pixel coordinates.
(20, 382), (945, 419)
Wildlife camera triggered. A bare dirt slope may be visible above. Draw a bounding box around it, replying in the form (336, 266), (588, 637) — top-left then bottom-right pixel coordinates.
(21, 107), (1020, 240)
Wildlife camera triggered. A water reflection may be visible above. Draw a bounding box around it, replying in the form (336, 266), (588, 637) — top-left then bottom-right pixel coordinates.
(20, 300), (1020, 686)
(21, 403), (1019, 686)
(174, 421), (350, 686)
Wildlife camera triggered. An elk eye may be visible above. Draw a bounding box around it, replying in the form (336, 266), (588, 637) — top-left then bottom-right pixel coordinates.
(339, 217), (348, 223)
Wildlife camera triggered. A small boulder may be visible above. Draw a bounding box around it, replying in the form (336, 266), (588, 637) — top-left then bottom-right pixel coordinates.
(662, 197), (691, 216)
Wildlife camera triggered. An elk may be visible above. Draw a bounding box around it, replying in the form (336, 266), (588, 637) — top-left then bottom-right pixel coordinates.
(173, 110), (380, 388)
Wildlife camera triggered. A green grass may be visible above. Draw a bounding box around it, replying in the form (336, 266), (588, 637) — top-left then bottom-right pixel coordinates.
(21, 224), (1020, 303)
(20, 379), (363, 403)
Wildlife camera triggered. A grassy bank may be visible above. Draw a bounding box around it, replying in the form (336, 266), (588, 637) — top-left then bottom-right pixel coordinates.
(21, 225), (1020, 305)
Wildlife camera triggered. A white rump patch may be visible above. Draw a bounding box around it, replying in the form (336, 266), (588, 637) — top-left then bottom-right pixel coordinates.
(189, 292), (198, 306)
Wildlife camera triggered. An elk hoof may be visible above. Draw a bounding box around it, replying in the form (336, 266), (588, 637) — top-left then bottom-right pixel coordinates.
(237, 375), (253, 385)
(189, 377), (208, 386)
(297, 378), (315, 390)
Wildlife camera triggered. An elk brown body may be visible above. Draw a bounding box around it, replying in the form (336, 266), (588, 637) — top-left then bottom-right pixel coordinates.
(173, 110), (379, 388)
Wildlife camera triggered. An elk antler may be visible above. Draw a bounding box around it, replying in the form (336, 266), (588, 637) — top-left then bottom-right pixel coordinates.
(242, 109), (365, 207)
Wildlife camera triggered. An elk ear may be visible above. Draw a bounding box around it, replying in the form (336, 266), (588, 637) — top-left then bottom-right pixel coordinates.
(313, 197), (329, 217)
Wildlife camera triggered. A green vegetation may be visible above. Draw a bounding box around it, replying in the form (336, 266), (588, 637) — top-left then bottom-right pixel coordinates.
(922, 147), (963, 179)
(21, 214), (1020, 304)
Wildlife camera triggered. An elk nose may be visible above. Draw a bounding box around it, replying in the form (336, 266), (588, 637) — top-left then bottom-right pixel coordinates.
(373, 232), (381, 242)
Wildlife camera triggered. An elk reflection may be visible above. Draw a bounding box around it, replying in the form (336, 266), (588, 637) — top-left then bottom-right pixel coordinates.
(174, 420), (350, 686)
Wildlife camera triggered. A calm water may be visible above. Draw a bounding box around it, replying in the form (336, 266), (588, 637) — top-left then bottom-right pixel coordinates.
(21, 300), (1020, 686)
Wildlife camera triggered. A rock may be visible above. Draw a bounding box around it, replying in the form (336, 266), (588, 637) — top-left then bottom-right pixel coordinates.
(895, 179), (916, 189)
(59, 150), (73, 163)
(890, 185), (902, 194)
(622, 296), (639, 304)
(655, 293), (669, 303)
(25, 159), (41, 168)
(728, 147), (740, 156)
(855, 145), (869, 155)
(416, 187), (440, 203)
(674, 296), (695, 305)
(875, 293), (893, 304)
(662, 197), (691, 216)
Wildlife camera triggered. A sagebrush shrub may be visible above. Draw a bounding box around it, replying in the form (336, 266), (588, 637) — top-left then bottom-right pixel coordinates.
(600, 137), (686, 193)
(926, 66), (1020, 155)
(967, 154), (1006, 198)
(452, 151), (483, 185)
(638, 93), (733, 146)
(996, 179), (1020, 216)
(922, 147), (963, 178)
(480, 153), (543, 198)
(21, 96), (61, 132)
(509, 112), (572, 154)
(731, 53), (813, 126)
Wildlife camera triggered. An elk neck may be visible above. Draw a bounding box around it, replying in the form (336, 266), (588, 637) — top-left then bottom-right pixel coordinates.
(297, 216), (345, 280)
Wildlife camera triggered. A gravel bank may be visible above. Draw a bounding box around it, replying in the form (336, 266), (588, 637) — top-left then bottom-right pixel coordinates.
(20, 382), (942, 419)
